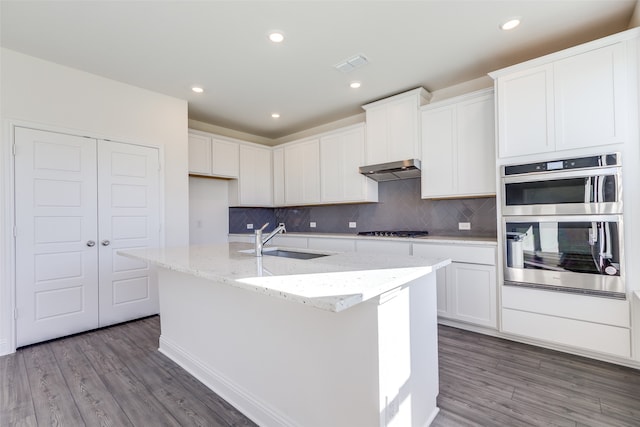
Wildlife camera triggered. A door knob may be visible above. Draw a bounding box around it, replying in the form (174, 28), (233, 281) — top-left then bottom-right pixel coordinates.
(101, 240), (111, 246)
(86, 240), (96, 247)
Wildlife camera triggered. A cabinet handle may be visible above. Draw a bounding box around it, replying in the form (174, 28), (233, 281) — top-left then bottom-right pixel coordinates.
(101, 240), (111, 246)
(86, 240), (96, 247)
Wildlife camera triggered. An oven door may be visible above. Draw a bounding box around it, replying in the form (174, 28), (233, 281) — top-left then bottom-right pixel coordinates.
(502, 167), (622, 216)
(503, 215), (625, 298)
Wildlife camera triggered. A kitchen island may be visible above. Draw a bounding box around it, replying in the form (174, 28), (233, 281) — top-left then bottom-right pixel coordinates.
(119, 243), (450, 427)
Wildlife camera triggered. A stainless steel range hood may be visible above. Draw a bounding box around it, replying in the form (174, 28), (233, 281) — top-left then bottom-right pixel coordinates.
(359, 159), (421, 182)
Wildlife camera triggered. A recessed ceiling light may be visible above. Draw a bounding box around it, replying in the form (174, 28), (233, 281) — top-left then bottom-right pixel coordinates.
(268, 32), (284, 43)
(191, 86), (204, 93)
(350, 81), (361, 89)
(500, 18), (521, 31)
(271, 113), (280, 119)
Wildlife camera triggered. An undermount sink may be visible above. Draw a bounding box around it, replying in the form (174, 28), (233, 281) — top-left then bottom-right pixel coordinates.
(262, 249), (329, 260)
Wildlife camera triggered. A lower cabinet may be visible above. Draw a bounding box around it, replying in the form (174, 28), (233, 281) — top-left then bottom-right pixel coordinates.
(502, 285), (631, 358)
(413, 242), (497, 329)
(445, 263), (497, 328)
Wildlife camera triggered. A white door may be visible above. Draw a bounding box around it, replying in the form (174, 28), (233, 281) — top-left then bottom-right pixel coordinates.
(97, 141), (160, 326)
(15, 128), (100, 347)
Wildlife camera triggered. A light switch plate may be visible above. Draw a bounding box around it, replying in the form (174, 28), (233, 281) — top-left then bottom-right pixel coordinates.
(247, 224), (254, 230)
(310, 222), (317, 228)
(458, 222), (471, 230)
(348, 222), (357, 228)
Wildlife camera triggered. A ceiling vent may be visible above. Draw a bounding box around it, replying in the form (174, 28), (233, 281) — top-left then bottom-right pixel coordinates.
(334, 53), (369, 73)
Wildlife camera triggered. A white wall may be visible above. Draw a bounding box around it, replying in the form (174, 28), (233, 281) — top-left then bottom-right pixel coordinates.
(0, 48), (190, 354)
(189, 177), (230, 245)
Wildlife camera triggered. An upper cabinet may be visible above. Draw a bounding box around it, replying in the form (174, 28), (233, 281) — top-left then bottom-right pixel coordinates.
(362, 87), (431, 165)
(421, 89), (496, 199)
(229, 143), (272, 207)
(188, 131), (239, 178)
(491, 35), (633, 159)
(283, 138), (321, 205)
(276, 124), (378, 206)
(320, 124), (377, 204)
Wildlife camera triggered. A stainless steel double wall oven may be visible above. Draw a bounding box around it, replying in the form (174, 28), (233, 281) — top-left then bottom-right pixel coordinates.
(501, 153), (625, 298)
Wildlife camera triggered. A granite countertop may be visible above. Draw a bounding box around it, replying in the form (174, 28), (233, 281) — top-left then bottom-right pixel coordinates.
(228, 232), (497, 245)
(119, 243), (450, 313)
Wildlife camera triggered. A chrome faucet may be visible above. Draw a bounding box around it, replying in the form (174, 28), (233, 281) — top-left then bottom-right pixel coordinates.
(254, 222), (286, 256)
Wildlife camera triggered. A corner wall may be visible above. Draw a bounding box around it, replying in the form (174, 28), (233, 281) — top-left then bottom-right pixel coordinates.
(0, 48), (190, 354)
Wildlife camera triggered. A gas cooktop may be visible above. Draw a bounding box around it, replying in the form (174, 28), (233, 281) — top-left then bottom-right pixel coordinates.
(357, 230), (429, 238)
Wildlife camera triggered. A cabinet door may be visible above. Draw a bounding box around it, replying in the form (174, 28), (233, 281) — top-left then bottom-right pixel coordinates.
(447, 262), (497, 328)
(272, 147), (285, 206)
(365, 107), (388, 165)
(15, 128), (100, 347)
(320, 126), (376, 203)
(554, 43), (628, 150)
(188, 133), (212, 175)
(97, 141), (160, 327)
(496, 64), (554, 158)
(387, 96), (420, 161)
(211, 138), (239, 178)
(457, 95), (496, 196)
(284, 139), (320, 205)
(435, 266), (449, 317)
(239, 145), (273, 206)
(421, 106), (456, 198)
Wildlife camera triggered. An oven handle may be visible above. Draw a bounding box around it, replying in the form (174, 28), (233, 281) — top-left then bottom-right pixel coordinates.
(502, 166), (620, 184)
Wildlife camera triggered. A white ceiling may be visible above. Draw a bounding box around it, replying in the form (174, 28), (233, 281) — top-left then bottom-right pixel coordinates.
(1, 1), (637, 140)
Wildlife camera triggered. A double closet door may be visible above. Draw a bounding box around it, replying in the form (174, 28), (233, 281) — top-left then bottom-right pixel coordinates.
(15, 127), (160, 347)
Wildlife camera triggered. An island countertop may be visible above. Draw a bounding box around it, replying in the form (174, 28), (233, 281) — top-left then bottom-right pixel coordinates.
(119, 243), (450, 312)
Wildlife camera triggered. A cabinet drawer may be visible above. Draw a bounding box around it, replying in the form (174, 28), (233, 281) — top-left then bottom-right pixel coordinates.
(412, 243), (495, 265)
(228, 234), (253, 243)
(502, 308), (630, 358)
(268, 236), (308, 249)
(308, 238), (356, 252)
(502, 286), (629, 327)
(356, 240), (411, 255)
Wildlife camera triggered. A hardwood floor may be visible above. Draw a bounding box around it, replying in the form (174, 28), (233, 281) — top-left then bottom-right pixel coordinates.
(1, 316), (639, 426)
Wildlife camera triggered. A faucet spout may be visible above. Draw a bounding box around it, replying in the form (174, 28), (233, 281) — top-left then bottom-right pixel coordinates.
(254, 223), (286, 256)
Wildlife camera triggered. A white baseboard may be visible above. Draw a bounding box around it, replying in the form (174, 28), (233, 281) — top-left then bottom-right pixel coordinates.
(0, 338), (12, 356)
(158, 335), (298, 427)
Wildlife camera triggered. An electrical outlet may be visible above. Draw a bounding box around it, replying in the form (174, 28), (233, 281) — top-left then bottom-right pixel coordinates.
(310, 222), (317, 228)
(247, 223), (254, 230)
(458, 222), (471, 230)
(348, 221), (357, 228)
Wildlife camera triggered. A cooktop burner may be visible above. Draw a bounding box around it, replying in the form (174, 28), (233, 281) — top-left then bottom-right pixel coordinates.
(357, 230), (429, 238)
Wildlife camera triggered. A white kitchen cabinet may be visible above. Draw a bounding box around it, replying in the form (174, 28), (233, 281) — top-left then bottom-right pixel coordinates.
(308, 237), (356, 252)
(421, 89), (495, 198)
(502, 286), (631, 358)
(492, 38), (631, 159)
(553, 43), (628, 150)
(320, 124), (377, 204)
(362, 87), (431, 165)
(272, 147), (285, 206)
(283, 138), (321, 205)
(446, 263), (496, 328)
(356, 240), (411, 255)
(229, 144), (273, 207)
(413, 242), (497, 329)
(188, 131), (239, 178)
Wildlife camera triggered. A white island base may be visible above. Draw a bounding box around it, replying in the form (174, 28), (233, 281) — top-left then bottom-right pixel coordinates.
(157, 268), (439, 427)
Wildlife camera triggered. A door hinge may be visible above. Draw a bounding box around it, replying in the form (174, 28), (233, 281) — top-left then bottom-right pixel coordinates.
(14, 308), (18, 319)
(13, 226), (17, 237)
(12, 144), (16, 156)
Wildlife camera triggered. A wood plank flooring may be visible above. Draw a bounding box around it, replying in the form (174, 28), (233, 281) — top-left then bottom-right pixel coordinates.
(2, 316), (639, 426)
